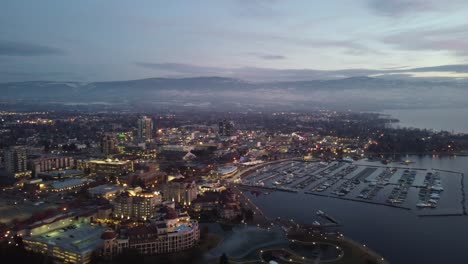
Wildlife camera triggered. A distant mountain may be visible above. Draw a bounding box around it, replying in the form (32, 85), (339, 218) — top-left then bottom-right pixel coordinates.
(1, 76), (467, 111)
(0, 77), (249, 101)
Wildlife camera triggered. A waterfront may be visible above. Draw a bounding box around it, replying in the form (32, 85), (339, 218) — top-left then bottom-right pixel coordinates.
(243, 155), (468, 264)
(383, 108), (468, 134)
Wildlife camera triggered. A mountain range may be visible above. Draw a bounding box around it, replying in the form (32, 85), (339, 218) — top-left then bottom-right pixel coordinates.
(1, 76), (467, 111)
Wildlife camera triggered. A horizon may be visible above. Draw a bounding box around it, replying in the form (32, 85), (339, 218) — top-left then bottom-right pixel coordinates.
(2, 66), (468, 83)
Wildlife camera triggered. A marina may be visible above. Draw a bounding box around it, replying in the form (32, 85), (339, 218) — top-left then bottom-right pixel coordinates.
(241, 158), (462, 213)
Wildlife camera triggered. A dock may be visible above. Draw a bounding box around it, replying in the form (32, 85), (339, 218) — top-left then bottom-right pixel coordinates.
(318, 212), (340, 225)
(305, 191), (412, 210)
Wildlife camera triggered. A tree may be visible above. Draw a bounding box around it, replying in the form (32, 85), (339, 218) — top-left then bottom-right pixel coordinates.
(116, 248), (144, 264)
(219, 253), (229, 264)
(245, 209), (254, 221)
(200, 226), (209, 240)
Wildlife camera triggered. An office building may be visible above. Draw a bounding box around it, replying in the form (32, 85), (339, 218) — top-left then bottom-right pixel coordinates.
(78, 159), (134, 176)
(22, 213), (105, 264)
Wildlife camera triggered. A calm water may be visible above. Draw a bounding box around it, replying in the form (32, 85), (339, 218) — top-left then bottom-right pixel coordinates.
(382, 108), (468, 133)
(245, 155), (468, 264)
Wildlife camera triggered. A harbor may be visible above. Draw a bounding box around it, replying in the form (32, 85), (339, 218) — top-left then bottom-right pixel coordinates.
(240, 158), (463, 214)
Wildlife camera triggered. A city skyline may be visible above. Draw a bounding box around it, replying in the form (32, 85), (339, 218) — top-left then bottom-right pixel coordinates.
(2, 0), (468, 82)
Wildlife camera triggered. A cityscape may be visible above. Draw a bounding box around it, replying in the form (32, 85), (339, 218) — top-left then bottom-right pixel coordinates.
(2, 1), (468, 264)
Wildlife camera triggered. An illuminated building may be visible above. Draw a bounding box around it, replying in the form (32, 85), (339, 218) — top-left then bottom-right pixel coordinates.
(192, 189), (241, 219)
(50, 178), (90, 192)
(126, 163), (166, 187)
(4, 145), (31, 178)
(212, 165), (238, 179)
(161, 179), (197, 205)
(113, 192), (162, 220)
(102, 207), (199, 257)
(31, 156), (75, 177)
(38, 169), (83, 180)
(22, 214), (105, 264)
(137, 116), (153, 142)
(100, 133), (118, 156)
(78, 159), (133, 176)
(88, 184), (124, 199)
(218, 119), (234, 137)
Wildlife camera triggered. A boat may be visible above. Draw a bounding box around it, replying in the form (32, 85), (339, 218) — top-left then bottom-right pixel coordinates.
(401, 160), (414, 165)
(431, 185), (444, 192)
(416, 202), (431, 208)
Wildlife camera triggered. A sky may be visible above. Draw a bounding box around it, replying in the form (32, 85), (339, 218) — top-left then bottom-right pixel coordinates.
(1, 0), (468, 82)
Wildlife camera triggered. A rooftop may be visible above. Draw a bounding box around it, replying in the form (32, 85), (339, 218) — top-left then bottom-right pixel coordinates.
(51, 178), (89, 189)
(88, 184), (124, 194)
(89, 159), (130, 165)
(39, 169), (83, 177)
(27, 223), (106, 254)
(215, 166), (238, 175)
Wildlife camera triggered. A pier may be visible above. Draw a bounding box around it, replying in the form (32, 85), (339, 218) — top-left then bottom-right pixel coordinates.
(461, 173), (467, 215)
(237, 184), (298, 193)
(318, 212), (340, 225)
(418, 213), (464, 217)
(304, 191), (412, 210)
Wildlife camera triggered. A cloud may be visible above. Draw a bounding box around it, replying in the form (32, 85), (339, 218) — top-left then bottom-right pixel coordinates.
(0, 41), (65, 56)
(405, 64), (468, 73)
(258, 54), (285, 60)
(231, 0), (279, 18)
(383, 24), (468, 55)
(134, 62), (231, 77)
(247, 52), (286, 60)
(195, 28), (382, 56)
(136, 62), (468, 82)
(366, 0), (431, 16)
(366, 0), (465, 17)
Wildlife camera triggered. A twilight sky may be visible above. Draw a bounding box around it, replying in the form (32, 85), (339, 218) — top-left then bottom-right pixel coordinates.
(1, 0), (468, 82)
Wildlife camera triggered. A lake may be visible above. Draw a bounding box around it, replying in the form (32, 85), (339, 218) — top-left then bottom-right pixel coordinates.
(382, 108), (468, 134)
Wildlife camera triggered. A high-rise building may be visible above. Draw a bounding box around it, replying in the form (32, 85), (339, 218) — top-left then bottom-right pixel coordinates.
(218, 120), (234, 137)
(4, 146), (31, 178)
(218, 121), (225, 136)
(101, 133), (118, 156)
(113, 192), (162, 220)
(137, 116), (153, 141)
